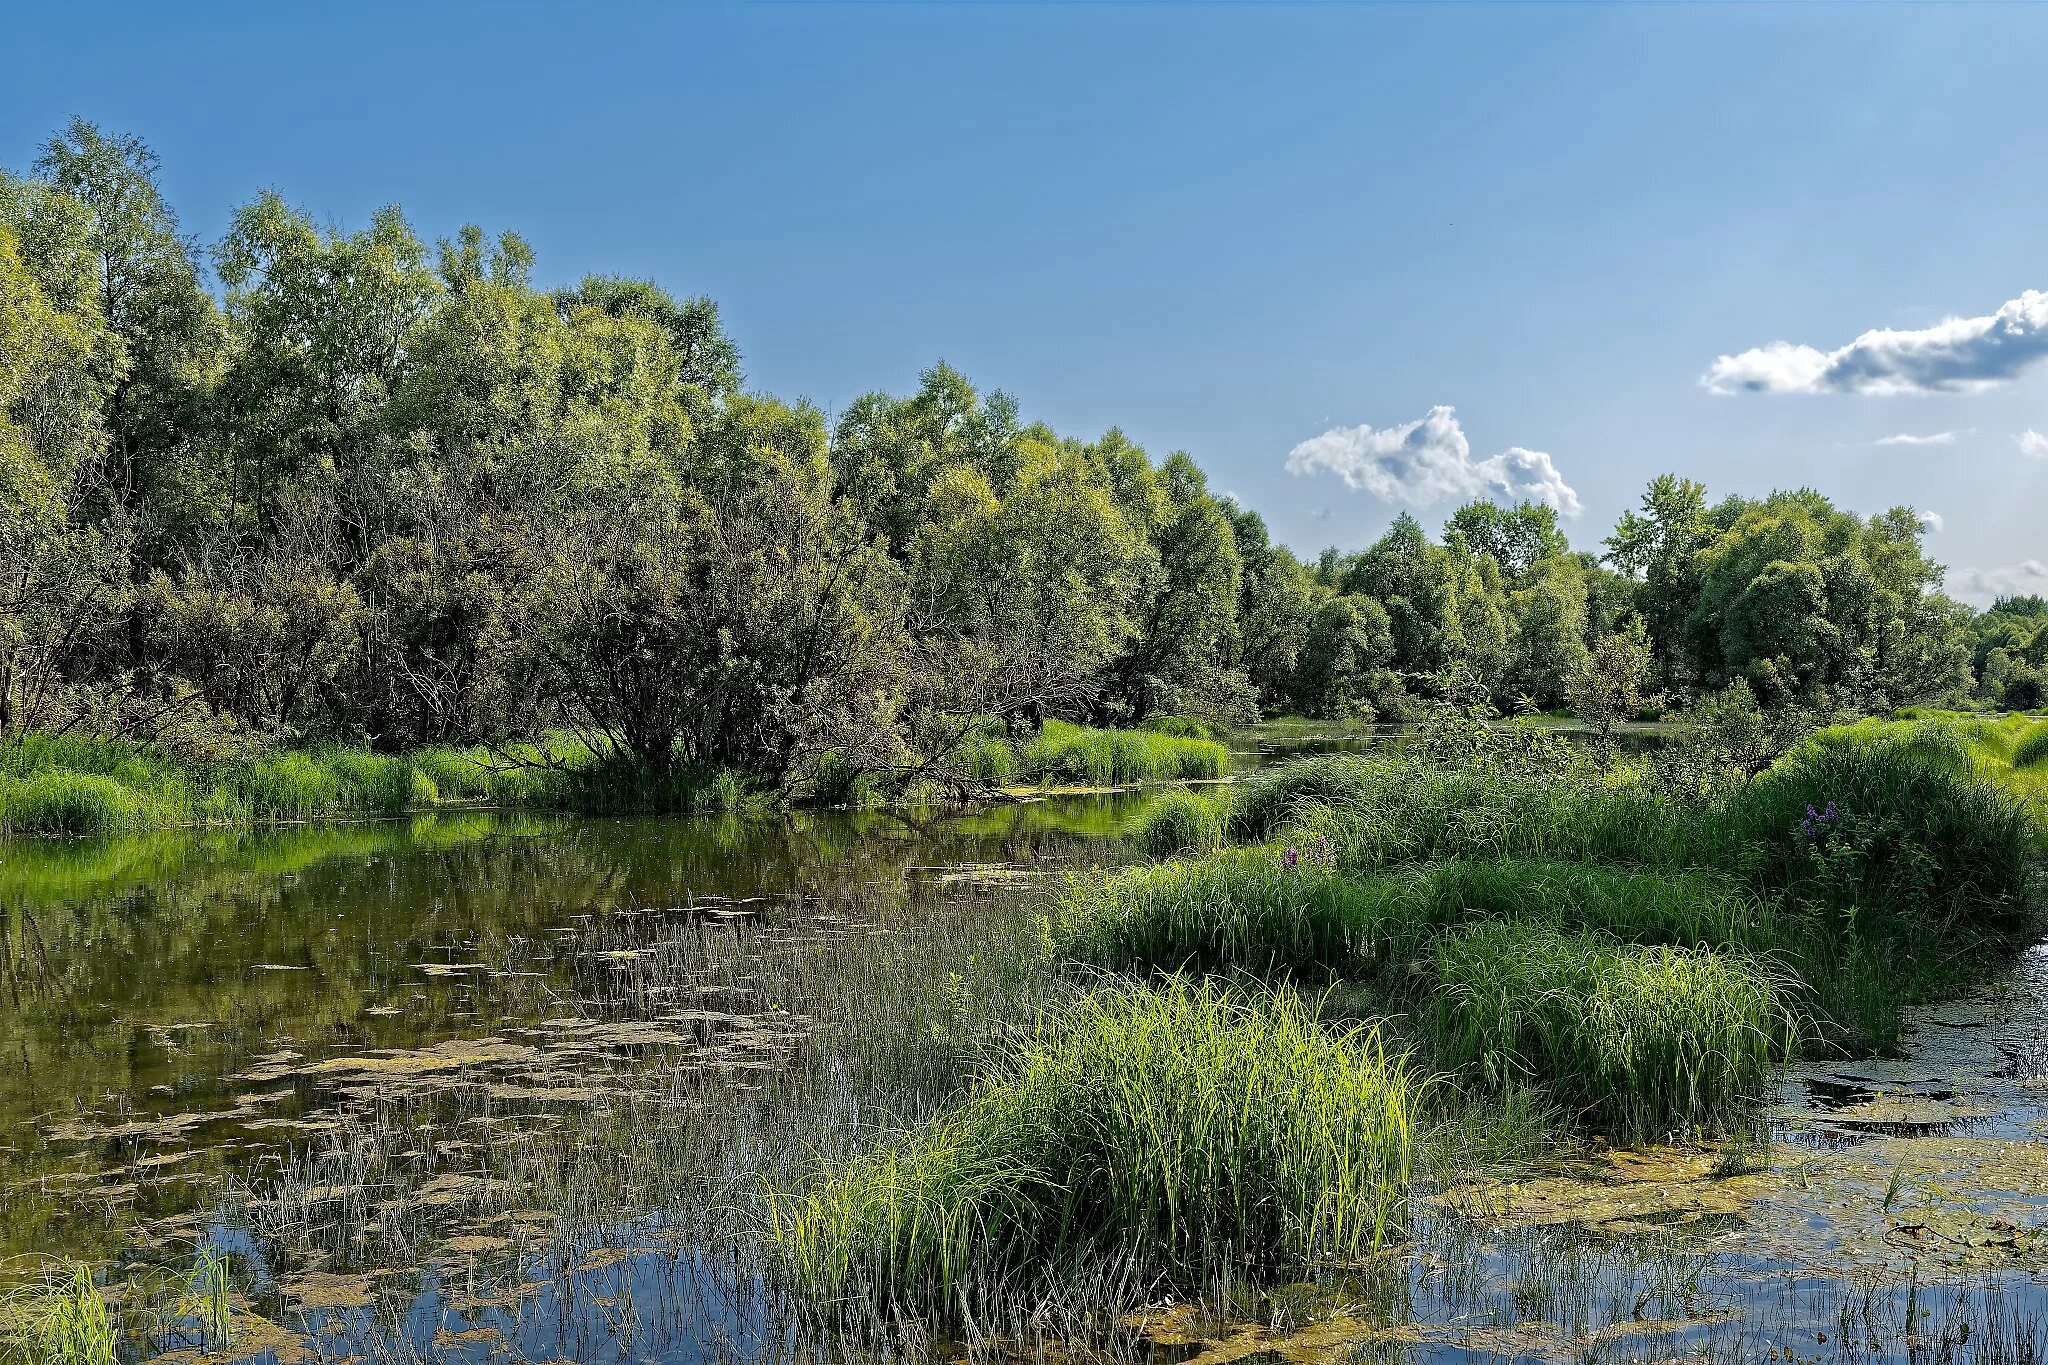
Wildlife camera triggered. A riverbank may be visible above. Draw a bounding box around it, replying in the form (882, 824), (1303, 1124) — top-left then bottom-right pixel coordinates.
(0, 719), (1231, 836)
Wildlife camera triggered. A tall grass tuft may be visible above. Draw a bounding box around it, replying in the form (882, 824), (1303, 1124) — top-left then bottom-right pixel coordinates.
(1020, 720), (1227, 786)
(1427, 921), (1794, 1138)
(0, 1260), (118, 1365)
(1051, 848), (1430, 977)
(772, 980), (1416, 1311)
(1129, 789), (1225, 858)
(2013, 723), (2048, 770)
(0, 771), (149, 837)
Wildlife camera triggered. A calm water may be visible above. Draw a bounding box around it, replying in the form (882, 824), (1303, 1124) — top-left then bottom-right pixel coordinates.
(3, 731), (2047, 1363)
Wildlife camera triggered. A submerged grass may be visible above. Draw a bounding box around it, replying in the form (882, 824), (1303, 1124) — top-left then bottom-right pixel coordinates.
(1020, 719), (1228, 786)
(1427, 921), (1794, 1139)
(771, 979), (1416, 1312)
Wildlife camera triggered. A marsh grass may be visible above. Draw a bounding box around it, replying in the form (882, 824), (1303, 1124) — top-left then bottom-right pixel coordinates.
(771, 979), (1416, 1313)
(0, 1261), (117, 1365)
(1427, 921), (1795, 1138)
(0, 728), (764, 834)
(1129, 788), (1225, 858)
(1020, 720), (1228, 786)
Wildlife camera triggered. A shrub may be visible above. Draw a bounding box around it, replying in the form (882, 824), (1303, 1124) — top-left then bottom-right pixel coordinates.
(1139, 715), (1215, 741)
(1427, 921), (1793, 1138)
(1726, 730), (2034, 924)
(772, 981), (1416, 1308)
(1130, 790), (1224, 858)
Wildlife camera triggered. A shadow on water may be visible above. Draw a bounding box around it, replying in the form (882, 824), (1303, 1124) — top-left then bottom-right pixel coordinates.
(2, 725), (2047, 1362)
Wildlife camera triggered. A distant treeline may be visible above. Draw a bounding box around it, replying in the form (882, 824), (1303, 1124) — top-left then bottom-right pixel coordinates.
(0, 120), (2008, 792)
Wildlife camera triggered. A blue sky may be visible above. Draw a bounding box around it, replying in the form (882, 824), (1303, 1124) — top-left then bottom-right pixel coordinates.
(6, 2), (2045, 603)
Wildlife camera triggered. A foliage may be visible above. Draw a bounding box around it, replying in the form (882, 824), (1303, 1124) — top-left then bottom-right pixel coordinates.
(0, 119), (2010, 796)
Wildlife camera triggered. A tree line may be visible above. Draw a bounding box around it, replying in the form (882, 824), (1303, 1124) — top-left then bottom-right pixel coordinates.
(0, 120), (1997, 795)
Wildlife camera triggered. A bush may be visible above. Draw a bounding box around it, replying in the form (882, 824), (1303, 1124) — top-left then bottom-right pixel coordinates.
(1428, 921), (1793, 1138)
(1129, 790), (1224, 858)
(772, 980), (1416, 1308)
(1139, 715), (1215, 741)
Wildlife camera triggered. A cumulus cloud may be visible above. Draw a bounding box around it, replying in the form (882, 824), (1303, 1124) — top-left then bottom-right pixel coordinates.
(1918, 510), (1944, 533)
(1703, 289), (2048, 396)
(1949, 559), (2048, 608)
(1284, 405), (1582, 515)
(2020, 430), (2048, 458)
(1875, 431), (1956, 446)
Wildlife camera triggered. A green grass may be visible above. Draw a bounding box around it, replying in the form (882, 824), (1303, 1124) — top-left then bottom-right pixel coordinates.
(0, 729), (766, 834)
(1050, 846), (1432, 977)
(0, 1260), (117, 1365)
(1128, 788), (1224, 858)
(1019, 719), (1228, 786)
(1229, 729), (2034, 926)
(771, 979), (1416, 1311)
(2015, 723), (2048, 770)
(1427, 921), (1794, 1139)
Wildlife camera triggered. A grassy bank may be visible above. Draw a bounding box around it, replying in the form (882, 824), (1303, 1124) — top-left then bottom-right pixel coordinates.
(0, 731), (756, 836)
(1015, 719), (1228, 787)
(0, 715), (1232, 836)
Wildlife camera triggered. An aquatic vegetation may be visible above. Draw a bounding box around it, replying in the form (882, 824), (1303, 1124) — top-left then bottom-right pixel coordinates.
(1427, 921), (1794, 1138)
(0, 1261), (117, 1365)
(1406, 858), (1767, 950)
(1050, 846), (1430, 976)
(1128, 788), (1224, 858)
(0, 770), (149, 837)
(772, 980), (1416, 1309)
(1019, 719), (1228, 786)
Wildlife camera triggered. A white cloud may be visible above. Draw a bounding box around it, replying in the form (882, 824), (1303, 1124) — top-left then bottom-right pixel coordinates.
(1285, 405), (1582, 516)
(1918, 510), (1944, 533)
(1874, 431), (1956, 446)
(2020, 430), (2048, 458)
(1703, 289), (2048, 396)
(1949, 559), (2048, 608)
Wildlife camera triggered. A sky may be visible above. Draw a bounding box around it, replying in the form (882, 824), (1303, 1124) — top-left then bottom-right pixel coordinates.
(5, 2), (2045, 605)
